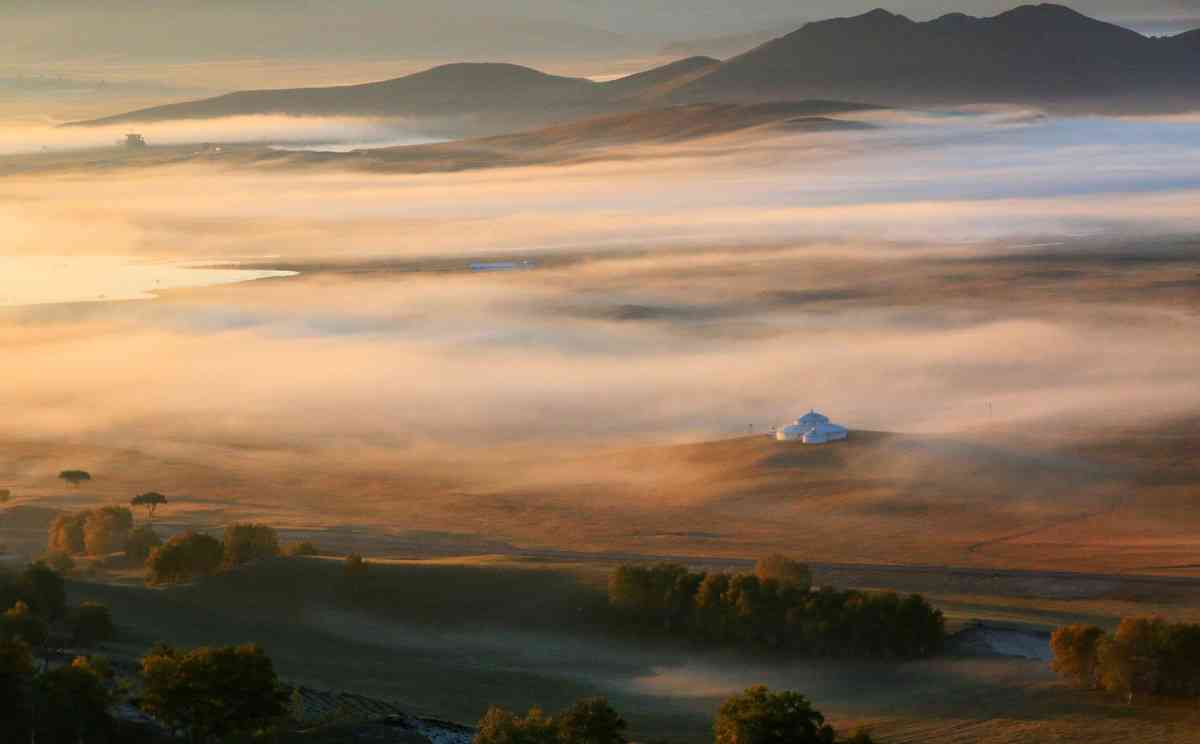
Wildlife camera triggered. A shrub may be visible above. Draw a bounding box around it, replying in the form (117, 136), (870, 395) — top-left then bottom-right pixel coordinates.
(222, 523), (281, 568)
(70, 602), (115, 647)
(125, 526), (162, 563)
(146, 532), (223, 585)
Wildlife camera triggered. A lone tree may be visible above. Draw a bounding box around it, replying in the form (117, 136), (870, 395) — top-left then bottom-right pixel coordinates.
(715, 686), (836, 744)
(140, 643), (288, 744)
(58, 470), (92, 487)
(131, 491), (168, 522)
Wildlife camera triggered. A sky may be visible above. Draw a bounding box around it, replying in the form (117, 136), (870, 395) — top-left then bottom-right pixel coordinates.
(4, 0), (1198, 68)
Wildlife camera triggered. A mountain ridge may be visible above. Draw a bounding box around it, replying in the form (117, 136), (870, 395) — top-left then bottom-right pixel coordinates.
(68, 3), (1200, 133)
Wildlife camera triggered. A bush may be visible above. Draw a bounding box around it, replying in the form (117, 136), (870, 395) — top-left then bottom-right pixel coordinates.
(125, 526), (162, 563)
(146, 532), (223, 585)
(70, 602), (115, 647)
(222, 523), (281, 568)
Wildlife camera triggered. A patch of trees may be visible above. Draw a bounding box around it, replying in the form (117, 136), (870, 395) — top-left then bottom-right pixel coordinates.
(1, 563), (115, 649)
(48, 506), (135, 557)
(223, 522), (281, 568)
(1, 644), (116, 743)
(1051, 617), (1200, 702)
(607, 559), (943, 658)
(474, 688), (877, 744)
(2, 638), (285, 743)
(474, 697), (628, 744)
(146, 531), (223, 584)
(143, 523), (285, 585)
(140, 643), (289, 743)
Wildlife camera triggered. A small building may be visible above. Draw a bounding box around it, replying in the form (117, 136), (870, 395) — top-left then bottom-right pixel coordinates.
(775, 410), (849, 444)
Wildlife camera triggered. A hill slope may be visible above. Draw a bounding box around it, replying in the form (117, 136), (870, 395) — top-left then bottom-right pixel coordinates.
(675, 4), (1200, 110)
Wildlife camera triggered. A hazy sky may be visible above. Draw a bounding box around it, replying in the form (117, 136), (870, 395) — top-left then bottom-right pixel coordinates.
(5, 1), (1199, 68)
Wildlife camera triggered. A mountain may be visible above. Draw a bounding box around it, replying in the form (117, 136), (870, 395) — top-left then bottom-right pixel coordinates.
(68, 58), (729, 137)
(69, 4), (1200, 133)
(674, 4), (1200, 109)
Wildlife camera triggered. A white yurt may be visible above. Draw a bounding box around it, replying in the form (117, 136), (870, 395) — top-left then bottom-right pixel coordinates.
(775, 410), (848, 444)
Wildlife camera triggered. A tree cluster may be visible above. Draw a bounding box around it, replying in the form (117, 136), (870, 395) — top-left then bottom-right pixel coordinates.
(474, 697), (627, 744)
(1, 643), (116, 743)
(145, 523), (284, 584)
(1051, 617), (1200, 701)
(222, 523), (281, 568)
(607, 561), (943, 658)
(146, 531), (224, 584)
(475, 688), (877, 744)
(48, 506), (135, 557)
(139, 643), (289, 743)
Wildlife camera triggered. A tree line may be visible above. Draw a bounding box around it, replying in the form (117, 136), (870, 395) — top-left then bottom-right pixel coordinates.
(606, 557), (944, 658)
(1051, 617), (1200, 702)
(475, 686), (880, 744)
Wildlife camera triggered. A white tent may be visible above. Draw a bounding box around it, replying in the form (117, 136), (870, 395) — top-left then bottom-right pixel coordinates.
(775, 410), (848, 444)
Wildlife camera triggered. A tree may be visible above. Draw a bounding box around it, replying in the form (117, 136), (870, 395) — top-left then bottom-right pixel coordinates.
(125, 525), (162, 563)
(557, 697), (627, 744)
(714, 686), (836, 744)
(1, 601), (49, 646)
(49, 512), (87, 555)
(35, 656), (115, 743)
(473, 705), (558, 744)
(146, 532), (223, 585)
(222, 523), (280, 568)
(14, 562), (67, 622)
(70, 602), (115, 647)
(283, 541), (319, 557)
(59, 470), (92, 487)
(0, 639), (35, 738)
(754, 555), (813, 593)
(1051, 624), (1105, 687)
(140, 643), (288, 744)
(83, 506), (135, 556)
(131, 492), (168, 522)
(43, 550), (76, 574)
(0, 488), (10, 502)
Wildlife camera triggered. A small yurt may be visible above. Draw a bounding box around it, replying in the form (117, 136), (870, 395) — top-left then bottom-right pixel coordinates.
(775, 410), (848, 444)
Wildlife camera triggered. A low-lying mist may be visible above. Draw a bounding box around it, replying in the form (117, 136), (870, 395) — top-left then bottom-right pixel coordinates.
(2, 108), (1199, 461)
